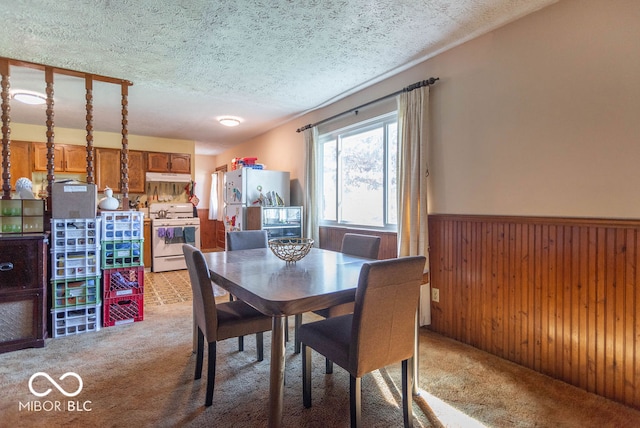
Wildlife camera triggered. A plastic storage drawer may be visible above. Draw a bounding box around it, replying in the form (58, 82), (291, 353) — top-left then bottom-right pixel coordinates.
(51, 248), (101, 281)
(100, 211), (143, 241)
(51, 218), (101, 251)
(101, 240), (143, 268)
(51, 276), (101, 308)
(51, 304), (101, 338)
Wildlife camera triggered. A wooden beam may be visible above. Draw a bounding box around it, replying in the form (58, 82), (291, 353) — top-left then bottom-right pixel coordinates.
(1, 57), (132, 87)
(85, 75), (95, 184)
(1, 59), (10, 199)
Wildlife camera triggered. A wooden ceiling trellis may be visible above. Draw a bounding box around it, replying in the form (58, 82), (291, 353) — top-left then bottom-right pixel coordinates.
(0, 57), (133, 210)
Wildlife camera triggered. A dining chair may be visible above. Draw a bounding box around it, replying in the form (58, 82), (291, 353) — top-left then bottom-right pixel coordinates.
(226, 230), (269, 251)
(182, 244), (272, 407)
(299, 255), (426, 428)
(225, 230), (277, 345)
(294, 233), (381, 360)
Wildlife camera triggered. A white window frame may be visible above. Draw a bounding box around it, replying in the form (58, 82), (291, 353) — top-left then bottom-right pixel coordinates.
(318, 111), (398, 231)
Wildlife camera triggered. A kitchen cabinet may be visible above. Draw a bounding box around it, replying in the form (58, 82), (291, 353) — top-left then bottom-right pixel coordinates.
(0, 234), (48, 353)
(143, 218), (151, 268)
(95, 149), (146, 194)
(127, 150), (146, 193)
(147, 152), (191, 174)
(10, 141), (31, 191)
(96, 148), (120, 192)
(33, 143), (87, 173)
(246, 206), (303, 239)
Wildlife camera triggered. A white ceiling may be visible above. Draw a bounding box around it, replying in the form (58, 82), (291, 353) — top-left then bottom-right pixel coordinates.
(0, 0), (555, 155)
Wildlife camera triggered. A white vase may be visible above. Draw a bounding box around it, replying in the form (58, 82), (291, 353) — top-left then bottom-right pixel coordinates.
(98, 187), (119, 210)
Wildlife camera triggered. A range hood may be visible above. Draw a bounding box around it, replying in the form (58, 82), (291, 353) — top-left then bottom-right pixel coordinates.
(145, 172), (192, 183)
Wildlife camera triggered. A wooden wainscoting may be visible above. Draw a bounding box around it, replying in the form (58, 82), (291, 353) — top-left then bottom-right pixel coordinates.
(428, 214), (640, 409)
(318, 226), (397, 259)
(196, 209), (217, 251)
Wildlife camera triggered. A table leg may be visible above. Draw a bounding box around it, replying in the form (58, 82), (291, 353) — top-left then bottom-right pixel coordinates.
(268, 315), (286, 428)
(412, 311), (420, 396)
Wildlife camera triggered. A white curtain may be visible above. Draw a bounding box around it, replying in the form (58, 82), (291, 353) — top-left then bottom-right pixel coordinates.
(303, 127), (319, 245)
(208, 171), (224, 221)
(397, 85), (430, 326)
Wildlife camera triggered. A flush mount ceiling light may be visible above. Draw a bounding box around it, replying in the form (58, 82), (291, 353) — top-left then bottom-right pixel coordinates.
(11, 90), (47, 105)
(218, 117), (241, 127)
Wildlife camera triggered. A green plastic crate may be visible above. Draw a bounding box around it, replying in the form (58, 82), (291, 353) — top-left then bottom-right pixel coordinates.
(101, 240), (143, 268)
(51, 276), (102, 309)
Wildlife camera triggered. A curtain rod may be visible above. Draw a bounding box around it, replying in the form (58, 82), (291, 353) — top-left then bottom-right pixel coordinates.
(296, 77), (439, 133)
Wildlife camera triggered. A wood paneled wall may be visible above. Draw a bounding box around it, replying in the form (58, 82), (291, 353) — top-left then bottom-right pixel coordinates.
(196, 209), (217, 250)
(318, 226), (397, 259)
(428, 214), (640, 409)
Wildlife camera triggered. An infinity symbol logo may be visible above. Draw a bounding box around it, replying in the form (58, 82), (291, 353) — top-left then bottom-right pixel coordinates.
(28, 372), (83, 397)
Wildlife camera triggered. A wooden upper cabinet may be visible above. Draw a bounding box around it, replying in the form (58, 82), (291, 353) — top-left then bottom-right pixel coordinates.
(10, 141), (31, 191)
(62, 145), (89, 173)
(169, 153), (191, 173)
(32, 143), (87, 173)
(95, 149), (146, 194)
(127, 150), (146, 194)
(95, 148), (121, 192)
(33, 143), (63, 171)
(147, 152), (191, 174)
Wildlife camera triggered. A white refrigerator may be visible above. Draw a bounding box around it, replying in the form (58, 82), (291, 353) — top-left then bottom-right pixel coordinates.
(223, 169), (290, 231)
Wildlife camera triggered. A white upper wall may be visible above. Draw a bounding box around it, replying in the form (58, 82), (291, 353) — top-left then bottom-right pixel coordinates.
(214, 0), (640, 219)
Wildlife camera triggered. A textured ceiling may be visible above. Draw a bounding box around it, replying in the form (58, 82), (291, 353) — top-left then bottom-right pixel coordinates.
(0, 0), (555, 155)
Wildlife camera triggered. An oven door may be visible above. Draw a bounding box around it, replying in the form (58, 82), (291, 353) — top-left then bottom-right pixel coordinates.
(151, 218), (201, 272)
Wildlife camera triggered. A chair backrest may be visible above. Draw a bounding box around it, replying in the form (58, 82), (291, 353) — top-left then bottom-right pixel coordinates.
(349, 255), (426, 377)
(227, 230), (269, 251)
(183, 244), (218, 340)
(341, 233), (381, 259)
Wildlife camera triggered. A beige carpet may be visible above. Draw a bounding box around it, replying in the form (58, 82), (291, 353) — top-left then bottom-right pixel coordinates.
(1, 271), (640, 427)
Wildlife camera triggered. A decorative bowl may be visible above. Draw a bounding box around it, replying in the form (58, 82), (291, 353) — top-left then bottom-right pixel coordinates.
(268, 238), (314, 262)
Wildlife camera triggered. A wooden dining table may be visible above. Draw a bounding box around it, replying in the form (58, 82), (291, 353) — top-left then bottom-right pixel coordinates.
(204, 247), (371, 427)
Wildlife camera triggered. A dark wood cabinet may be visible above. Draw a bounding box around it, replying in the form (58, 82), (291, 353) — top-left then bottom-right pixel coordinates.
(147, 152), (191, 174)
(0, 234), (48, 353)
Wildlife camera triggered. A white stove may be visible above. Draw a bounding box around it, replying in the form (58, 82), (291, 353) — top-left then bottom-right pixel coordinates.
(149, 203), (201, 272)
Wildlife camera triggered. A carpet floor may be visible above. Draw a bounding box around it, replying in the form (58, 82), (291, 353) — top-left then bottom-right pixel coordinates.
(1, 270), (640, 427)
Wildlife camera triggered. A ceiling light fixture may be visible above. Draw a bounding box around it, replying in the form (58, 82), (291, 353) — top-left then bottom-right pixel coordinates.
(11, 90), (47, 105)
(218, 117), (241, 127)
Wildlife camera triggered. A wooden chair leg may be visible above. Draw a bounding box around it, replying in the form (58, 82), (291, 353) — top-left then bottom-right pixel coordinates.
(302, 343), (312, 408)
(205, 341), (217, 407)
(238, 336), (244, 351)
(402, 359), (414, 428)
(256, 332), (264, 361)
(325, 358), (333, 374)
(350, 375), (361, 428)
(294, 314), (302, 353)
(195, 328), (204, 380)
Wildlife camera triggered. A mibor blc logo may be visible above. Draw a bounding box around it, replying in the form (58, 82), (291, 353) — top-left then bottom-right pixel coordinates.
(19, 372), (92, 412)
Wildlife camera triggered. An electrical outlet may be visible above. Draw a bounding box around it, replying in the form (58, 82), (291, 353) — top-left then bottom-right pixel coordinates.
(431, 288), (439, 302)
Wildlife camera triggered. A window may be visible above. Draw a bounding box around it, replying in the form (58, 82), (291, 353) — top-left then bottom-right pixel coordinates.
(318, 112), (397, 229)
